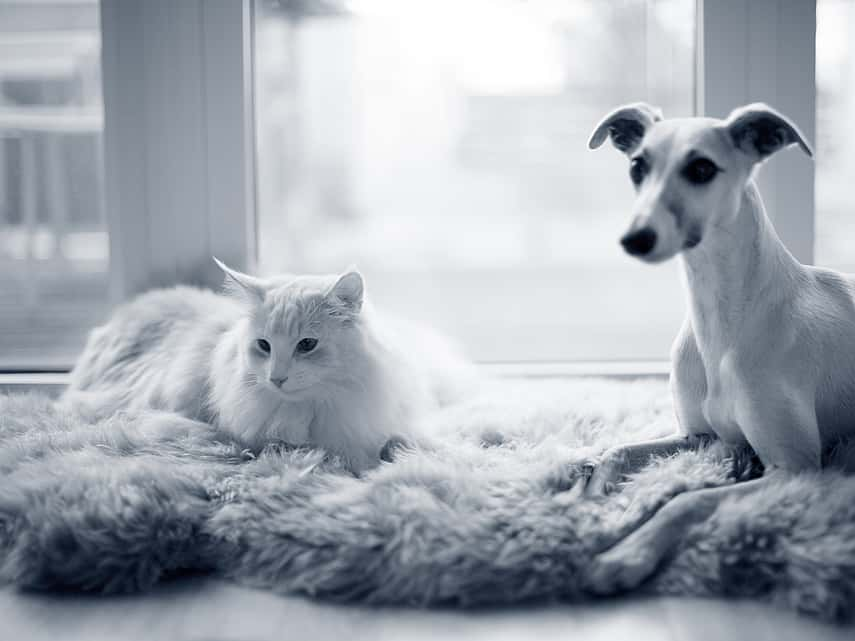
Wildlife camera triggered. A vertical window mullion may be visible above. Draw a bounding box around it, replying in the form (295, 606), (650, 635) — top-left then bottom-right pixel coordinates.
(697, 0), (816, 265)
(100, 0), (255, 302)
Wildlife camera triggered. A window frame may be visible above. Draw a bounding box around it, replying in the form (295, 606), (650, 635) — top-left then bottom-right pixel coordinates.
(99, 0), (257, 302)
(697, 0), (816, 264)
(2, 0), (813, 383)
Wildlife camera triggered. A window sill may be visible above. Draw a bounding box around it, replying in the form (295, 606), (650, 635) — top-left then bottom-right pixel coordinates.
(0, 372), (70, 397)
(0, 361), (669, 395)
(479, 361), (669, 379)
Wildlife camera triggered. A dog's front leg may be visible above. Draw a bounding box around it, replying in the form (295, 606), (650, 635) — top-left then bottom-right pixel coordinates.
(585, 472), (776, 594)
(584, 434), (711, 497)
(733, 382), (822, 472)
(584, 321), (714, 497)
(670, 318), (713, 436)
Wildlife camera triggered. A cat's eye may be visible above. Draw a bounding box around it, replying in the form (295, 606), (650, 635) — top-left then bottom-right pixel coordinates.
(296, 338), (318, 353)
(629, 156), (648, 186)
(682, 158), (719, 185)
(255, 338), (271, 355)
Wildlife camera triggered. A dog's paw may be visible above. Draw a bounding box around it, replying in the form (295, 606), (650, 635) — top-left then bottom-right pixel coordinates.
(583, 452), (626, 498)
(585, 541), (662, 595)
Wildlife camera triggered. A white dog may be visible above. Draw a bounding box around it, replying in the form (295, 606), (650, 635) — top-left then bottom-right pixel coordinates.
(583, 102), (853, 592)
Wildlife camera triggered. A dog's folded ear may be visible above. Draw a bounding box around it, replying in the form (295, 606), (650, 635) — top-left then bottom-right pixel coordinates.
(588, 103), (663, 154)
(724, 103), (813, 160)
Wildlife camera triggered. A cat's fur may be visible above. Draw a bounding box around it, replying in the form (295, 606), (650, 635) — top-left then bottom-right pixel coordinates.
(64, 260), (470, 472)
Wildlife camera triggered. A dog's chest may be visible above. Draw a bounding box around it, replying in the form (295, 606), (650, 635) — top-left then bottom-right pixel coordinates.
(700, 358), (749, 446)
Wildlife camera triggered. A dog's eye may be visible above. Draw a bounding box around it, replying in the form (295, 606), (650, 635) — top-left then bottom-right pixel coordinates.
(296, 338), (318, 353)
(629, 157), (648, 185)
(683, 158), (719, 185)
(255, 338), (271, 355)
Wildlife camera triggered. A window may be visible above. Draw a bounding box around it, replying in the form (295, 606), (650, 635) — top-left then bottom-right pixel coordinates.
(0, 1), (826, 375)
(815, 0), (855, 273)
(0, 0), (107, 370)
(254, 0), (695, 363)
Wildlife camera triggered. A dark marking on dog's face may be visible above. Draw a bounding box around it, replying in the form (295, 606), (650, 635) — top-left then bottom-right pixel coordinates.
(667, 198), (685, 229)
(683, 224), (703, 249)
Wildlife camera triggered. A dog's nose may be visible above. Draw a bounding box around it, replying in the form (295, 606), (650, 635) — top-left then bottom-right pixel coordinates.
(620, 228), (657, 256)
(270, 376), (288, 387)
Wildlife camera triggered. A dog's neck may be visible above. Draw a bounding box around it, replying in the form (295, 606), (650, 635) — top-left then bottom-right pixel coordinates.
(679, 179), (804, 358)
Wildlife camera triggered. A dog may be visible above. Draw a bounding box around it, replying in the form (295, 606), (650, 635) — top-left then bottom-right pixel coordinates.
(582, 102), (854, 592)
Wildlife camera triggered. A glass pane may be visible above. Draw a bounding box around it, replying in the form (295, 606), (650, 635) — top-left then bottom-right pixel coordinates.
(0, 0), (108, 370)
(815, 0), (855, 272)
(255, 0), (695, 362)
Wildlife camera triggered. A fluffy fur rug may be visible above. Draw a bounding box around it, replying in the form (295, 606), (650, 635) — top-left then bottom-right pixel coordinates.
(1, 378), (854, 621)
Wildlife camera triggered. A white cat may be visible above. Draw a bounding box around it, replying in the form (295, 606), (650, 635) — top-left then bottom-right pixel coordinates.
(65, 259), (471, 472)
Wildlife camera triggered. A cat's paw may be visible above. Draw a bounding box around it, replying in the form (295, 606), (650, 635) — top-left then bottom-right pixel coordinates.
(380, 435), (411, 463)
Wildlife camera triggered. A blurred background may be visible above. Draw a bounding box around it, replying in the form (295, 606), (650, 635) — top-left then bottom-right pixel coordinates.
(0, 0), (853, 368)
(0, 0), (105, 369)
(255, 0), (694, 363)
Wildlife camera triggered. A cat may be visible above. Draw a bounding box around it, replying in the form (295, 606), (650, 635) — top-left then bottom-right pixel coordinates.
(64, 258), (471, 472)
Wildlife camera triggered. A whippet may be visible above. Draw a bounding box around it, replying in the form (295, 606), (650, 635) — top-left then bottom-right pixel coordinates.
(582, 102), (852, 592)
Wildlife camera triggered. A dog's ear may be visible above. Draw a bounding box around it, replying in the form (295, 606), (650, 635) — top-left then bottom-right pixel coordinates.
(723, 103), (813, 161)
(588, 103), (663, 155)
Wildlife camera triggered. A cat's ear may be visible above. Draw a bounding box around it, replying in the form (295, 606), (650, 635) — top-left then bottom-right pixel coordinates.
(213, 257), (265, 305)
(327, 270), (364, 314)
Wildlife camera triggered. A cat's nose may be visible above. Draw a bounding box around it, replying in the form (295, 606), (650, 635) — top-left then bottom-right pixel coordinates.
(270, 376), (288, 387)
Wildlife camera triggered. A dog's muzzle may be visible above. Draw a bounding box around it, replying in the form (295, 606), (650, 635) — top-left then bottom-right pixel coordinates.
(620, 228), (657, 256)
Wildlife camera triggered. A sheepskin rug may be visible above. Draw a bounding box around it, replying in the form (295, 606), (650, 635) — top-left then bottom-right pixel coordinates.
(1, 378), (854, 622)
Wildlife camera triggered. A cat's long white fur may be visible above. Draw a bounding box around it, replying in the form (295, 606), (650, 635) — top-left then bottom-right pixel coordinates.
(64, 263), (472, 472)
